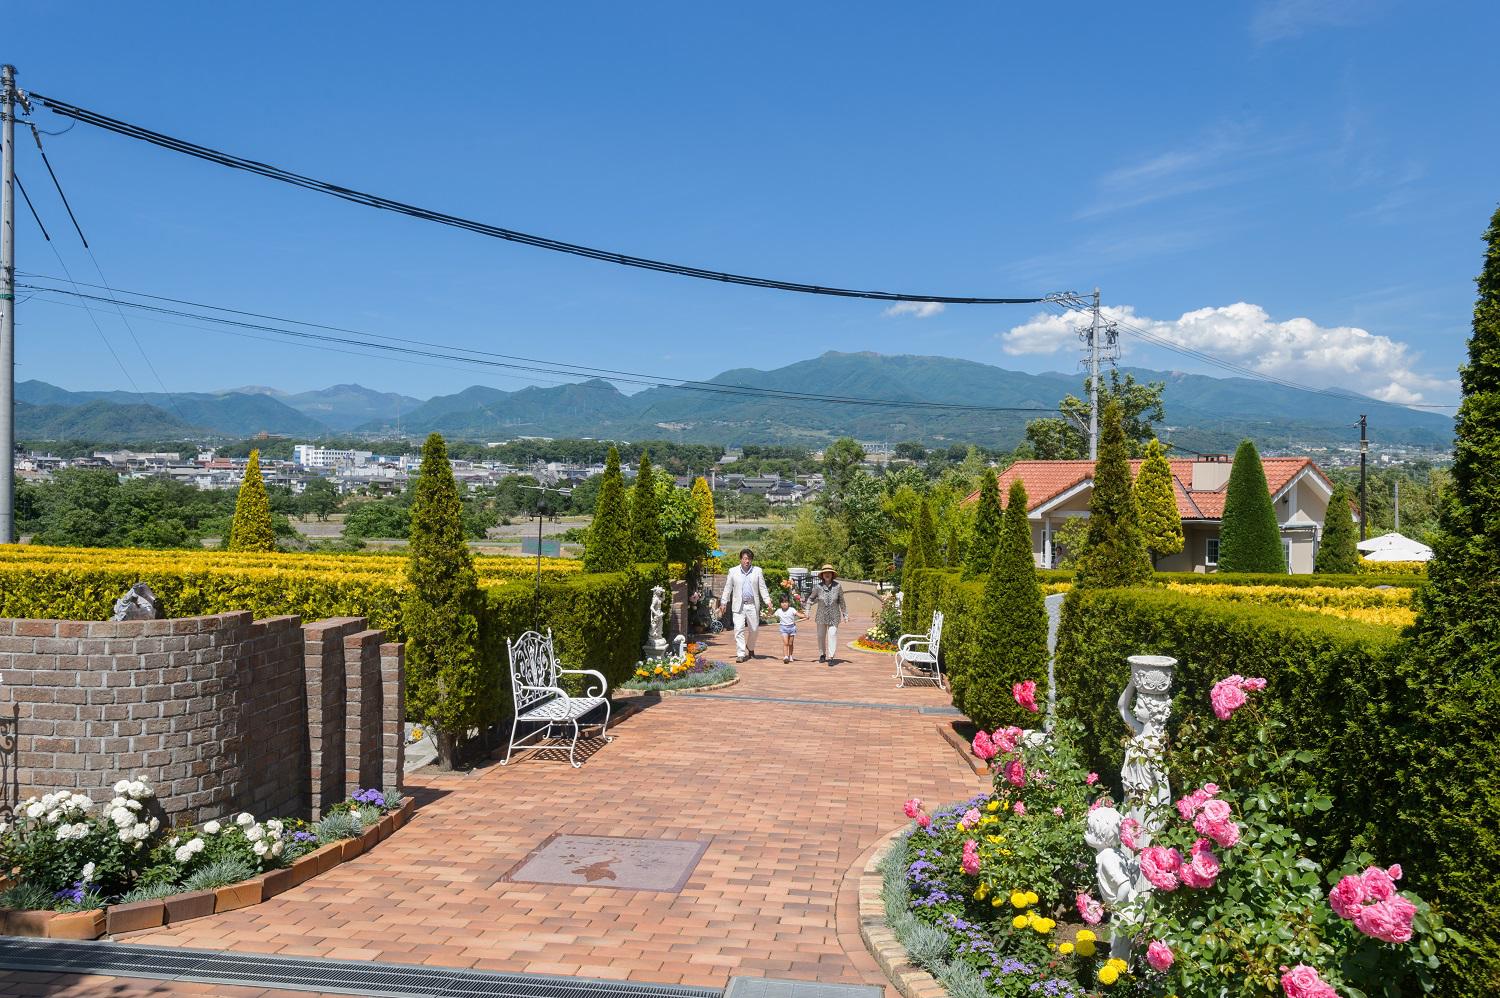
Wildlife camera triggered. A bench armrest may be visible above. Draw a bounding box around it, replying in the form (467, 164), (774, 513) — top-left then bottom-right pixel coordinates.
(558, 668), (608, 697)
(519, 683), (568, 699)
(897, 634), (930, 650)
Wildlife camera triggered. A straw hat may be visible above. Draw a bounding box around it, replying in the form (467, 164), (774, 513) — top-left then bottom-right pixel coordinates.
(818, 564), (837, 577)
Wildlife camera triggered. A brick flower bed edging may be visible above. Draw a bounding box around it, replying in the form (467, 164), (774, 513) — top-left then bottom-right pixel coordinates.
(858, 829), (949, 998)
(0, 798), (414, 940)
(935, 722), (990, 776)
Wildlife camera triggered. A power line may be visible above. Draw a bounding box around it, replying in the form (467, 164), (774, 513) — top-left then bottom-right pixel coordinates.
(19, 282), (1059, 416)
(25, 91), (1064, 307)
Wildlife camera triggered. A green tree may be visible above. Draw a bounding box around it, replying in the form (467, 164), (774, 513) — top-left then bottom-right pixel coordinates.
(964, 470), (1003, 579)
(1052, 516), (1091, 569)
(1075, 400), (1152, 587)
(1313, 484), (1359, 574)
(944, 518), (963, 568)
(228, 450), (276, 552)
(402, 433), (485, 770)
(583, 447), (632, 573)
(840, 471), (887, 577)
(899, 495), (931, 589)
(627, 451), (668, 564)
(691, 476), (718, 565)
(953, 480), (1047, 728)
(1217, 439), (1285, 573)
(1135, 438), (1183, 569)
(299, 477), (341, 520)
(820, 437), (867, 518)
(341, 497), (411, 540)
(1026, 371), (1167, 459)
(1397, 206), (1500, 995)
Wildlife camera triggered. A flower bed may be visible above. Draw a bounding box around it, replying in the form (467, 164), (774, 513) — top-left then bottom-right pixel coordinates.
(0, 780), (411, 939)
(621, 649), (736, 692)
(889, 681), (1452, 997)
(853, 636), (897, 653)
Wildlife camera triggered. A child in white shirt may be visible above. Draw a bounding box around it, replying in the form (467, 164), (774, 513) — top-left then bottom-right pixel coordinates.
(774, 596), (806, 663)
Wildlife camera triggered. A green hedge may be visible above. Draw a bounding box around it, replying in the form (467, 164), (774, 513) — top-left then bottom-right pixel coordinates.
(1154, 570), (1427, 590)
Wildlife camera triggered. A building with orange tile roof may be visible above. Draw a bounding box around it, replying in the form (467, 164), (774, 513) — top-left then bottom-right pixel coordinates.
(963, 455), (1342, 573)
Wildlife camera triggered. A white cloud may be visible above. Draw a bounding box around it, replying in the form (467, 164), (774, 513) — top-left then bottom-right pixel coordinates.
(883, 301), (946, 319)
(1251, 0), (1379, 42)
(999, 301), (1454, 405)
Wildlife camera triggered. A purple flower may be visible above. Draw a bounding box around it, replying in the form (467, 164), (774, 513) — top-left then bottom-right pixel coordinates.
(292, 831), (317, 843)
(352, 788), (386, 807)
(54, 882), (86, 906)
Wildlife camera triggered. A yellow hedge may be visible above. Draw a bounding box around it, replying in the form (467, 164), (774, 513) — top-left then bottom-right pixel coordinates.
(1356, 557), (1429, 576)
(1164, 581), (1415, 627)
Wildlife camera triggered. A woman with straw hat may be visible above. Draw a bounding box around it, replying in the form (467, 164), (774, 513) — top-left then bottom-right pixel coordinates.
(806, 564), (848, 665)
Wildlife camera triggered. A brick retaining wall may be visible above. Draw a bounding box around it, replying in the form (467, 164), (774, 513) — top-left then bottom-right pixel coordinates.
(0, 612), (404, 825)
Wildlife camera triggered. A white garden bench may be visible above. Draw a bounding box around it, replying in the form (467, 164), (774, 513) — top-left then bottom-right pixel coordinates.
(501, 629), (613, 768)
(896, 610), (945, 689)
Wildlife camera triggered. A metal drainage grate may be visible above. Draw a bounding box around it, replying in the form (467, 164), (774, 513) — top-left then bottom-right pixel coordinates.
(0, 938), (723, 998)
(680, 693), (934, 712)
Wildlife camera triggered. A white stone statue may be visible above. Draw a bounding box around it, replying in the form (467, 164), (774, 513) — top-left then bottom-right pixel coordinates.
(1119, 655), (1176, 842)
(643, 586), (669, 657)
(1086, 804), (1144, 961)
(673, 634), (687, 663)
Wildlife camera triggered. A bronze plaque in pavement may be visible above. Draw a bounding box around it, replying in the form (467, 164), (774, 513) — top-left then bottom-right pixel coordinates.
(500, 833), (711, 892)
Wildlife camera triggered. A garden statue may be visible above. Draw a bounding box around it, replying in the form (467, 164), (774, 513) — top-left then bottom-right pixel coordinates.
(643, 586), (669, 658)
(1118, 654), (1176, 843)
(110, 582), (164, 622)
(1085, 803), (1145, 961)
(672, 634), (686, 663)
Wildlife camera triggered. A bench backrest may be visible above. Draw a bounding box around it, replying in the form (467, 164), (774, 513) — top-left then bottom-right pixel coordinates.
(929, 611), (944, 655)
(506, 629), (561, 711)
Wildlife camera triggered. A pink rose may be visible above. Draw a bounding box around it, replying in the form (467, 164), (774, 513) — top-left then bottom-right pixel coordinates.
(971, 730), (997, 761)
(1089, 798), (1106, 811)
(1387, 863), (1403, 881)
(1146, 940), (1174, 972)
(962, 808), (982, 827)
(1013, 802), (1026, 816)
(1280, 964), (1340, 998)
(1075, 892), (1103, 925)
(993, 726), (1023, 755)
(1005, 760), (1026, 788)
(916, 813), (931, 829)
(1052, 807), (1064, 817)
(961, 839), (980, 875)
(1198, 798), (1232, 823)
(1354, 895), (1416, 944)
(1328, 874), (1369, 920)
(1086, 772), (1099, 786)
(1210, 675), (1250, 719)
(1243, 677), (1267, 691)
(903, 798), (923, 819)
(1176, 783), (1220, 821)
(1361, 865), (1397, 901)
(1012, 680), (1039, 713)
(1180, 838), (1221, 889)
(1119, 817), (1144, 852)
(1202, 817), (1240, 849)
(1140, 846), (1182, 891)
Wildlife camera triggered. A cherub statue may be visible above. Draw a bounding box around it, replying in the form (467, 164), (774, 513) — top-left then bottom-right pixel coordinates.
(1086, 804), (1144, 961)
(1118, 656), (1175, 840)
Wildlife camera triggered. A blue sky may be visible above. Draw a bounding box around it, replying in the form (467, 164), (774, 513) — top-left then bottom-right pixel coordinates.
(8, 1), (1496, 408)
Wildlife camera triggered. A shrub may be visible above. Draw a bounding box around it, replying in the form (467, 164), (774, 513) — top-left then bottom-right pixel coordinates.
(963, 470), (1002, 580)
(227, 450), (276, 552)
(1316, 483), (1360, 574)
(181, 857), (256, 892)
(1075, 398), (1151, 588)
(403, 433), (488, 769)
(1357, 557), (1428, 575)
(584, 447), (631, 573)
(1136, 438), (1183, 569)
(1218, 439), (1285, 573)
(628, 451), (668, 565)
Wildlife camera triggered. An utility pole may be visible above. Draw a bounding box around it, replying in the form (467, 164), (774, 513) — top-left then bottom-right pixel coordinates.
(1394, 477), (1400, 534)
(1358, 414), (1368, 542)
(1088, 287), (1101, 460)
(0, 65), (17, 544)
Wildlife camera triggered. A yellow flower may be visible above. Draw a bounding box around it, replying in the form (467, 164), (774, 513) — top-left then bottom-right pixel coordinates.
(1058, 942), (1074, 955)
(1107, 959), (1128, 971)
(991, 896), (1003, 907)
(985, 800), (1000, 812)
(1097, 965), (1119, 986)
(1024, 891), (1039, 906)
(1011, 914), (1028, 929)
(1075, 929), (1096, 943)
(985, 835), (1002, 844)
(1076, 940), (1096, 958)
(956, 822), (967, 832)
(981, 815), (998, 826)
(1009, 891), (1028, 909)
(1033, 917), (1055, 934)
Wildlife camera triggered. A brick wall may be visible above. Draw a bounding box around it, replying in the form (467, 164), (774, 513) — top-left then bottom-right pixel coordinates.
(0, 612), (404, 825)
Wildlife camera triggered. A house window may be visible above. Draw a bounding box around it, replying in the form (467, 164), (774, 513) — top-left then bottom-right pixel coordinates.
(1205, 538), (1219, 566)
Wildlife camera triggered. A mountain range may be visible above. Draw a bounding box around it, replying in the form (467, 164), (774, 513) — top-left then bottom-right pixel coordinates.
(14, 352), (1455, 451)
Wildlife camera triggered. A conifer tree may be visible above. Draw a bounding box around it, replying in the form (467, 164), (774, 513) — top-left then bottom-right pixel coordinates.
(583, 447), (631, 573)
(228, 449), (276, 552)
(1217, 439), (1284, 573)
(963, 471), (1003, 579)
(916, 495), (940, 568)
(690, 475), (718, 569)
(1313, 483), (1359, 574)
(953, 480), (1047, 728)
(1135, 438), (1183, 570)
(1075, 399), (1152, 588)
(899, 496), (930, 588)
(1398, 206), (1500, 995)
(403, 433), (484, 769)
(945, 518), (964, 568)
(627, 451), (668, 564)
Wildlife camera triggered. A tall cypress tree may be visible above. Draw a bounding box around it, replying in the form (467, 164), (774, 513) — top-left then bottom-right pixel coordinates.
(690, 475), (718, 577)
(952, 480), (1046, 728)
(944, 518), (964, 568)
(1397, 206), (1500, 996)
(1217, 439), (1284, 573)
(228, 449), (276, 552)
(584, 447), (631, 573)
(964, 471), (1003, 579)
(900, 495), (930, 587)
(1075, 399), (1152, 588)
(1135, 438), (1183, 570)
(1314, 483), (1359, 574)
(628, 451), (668, 564)
(403, 433), (484, 769)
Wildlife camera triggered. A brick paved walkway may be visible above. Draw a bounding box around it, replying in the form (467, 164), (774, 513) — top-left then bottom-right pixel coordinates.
(1, 602), (983, 996)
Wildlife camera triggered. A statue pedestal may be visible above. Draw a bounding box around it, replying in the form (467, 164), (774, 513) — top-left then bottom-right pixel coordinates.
(642, 639), (669, 659)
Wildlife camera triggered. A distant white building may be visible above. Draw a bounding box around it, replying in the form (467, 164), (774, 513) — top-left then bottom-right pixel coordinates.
(293, 445), (372, 470)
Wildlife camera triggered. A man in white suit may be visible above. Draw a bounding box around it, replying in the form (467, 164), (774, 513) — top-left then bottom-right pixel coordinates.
(720, 547), (772, 662)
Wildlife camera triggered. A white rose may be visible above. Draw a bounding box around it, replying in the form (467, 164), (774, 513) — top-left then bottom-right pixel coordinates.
(130, 780), (151, 799)
(114, 780), (131, 795)
(203, 820), (221, 835)
(45, 810), (61, 824)
(110, 796), (128, 809)
(235, 813), (254, 827)
(111, 807), (135, 829)
(189, 838), (205, 854)
(81, 862), (95, 881)
(266, 819), (283, 834)
(126, 799), (142, 811)
(70, 795), (93, 811)
(253, 841), (268, 857)
(0, 820), (9, 835)
(169, 835), (180, 847)
(147, 817), (160, 833)
(270, 840), (283, 857)
(245, 824), (264, 842)
(174, 845), (193, 863)
(25, 803), (44, 819)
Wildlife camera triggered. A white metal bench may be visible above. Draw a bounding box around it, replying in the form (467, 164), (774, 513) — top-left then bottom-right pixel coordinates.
(896, 610), (945, 689)
(501, 629), (612, 768)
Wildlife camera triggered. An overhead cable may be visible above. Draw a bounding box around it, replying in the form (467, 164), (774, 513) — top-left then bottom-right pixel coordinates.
(26, 92), (1062, 306)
